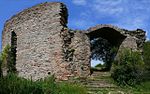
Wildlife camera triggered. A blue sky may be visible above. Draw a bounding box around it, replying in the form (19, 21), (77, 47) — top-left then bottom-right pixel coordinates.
(0, 0), (150, 66)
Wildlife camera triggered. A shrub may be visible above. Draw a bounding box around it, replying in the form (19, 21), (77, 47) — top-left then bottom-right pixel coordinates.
(0, 54), (2, 77)
(143, 41), (150, 70)
(111, 48), (144, 86)
(143, 41), (150, 81)
(95, 63), (103, 68)
(1, 45), (10, 68)
(0, 45), (16, 75)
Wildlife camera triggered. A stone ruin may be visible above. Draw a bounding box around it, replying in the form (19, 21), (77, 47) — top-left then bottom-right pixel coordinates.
(2, 2), (146, 80)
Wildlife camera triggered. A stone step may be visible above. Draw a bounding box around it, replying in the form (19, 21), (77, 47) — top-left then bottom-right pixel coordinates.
(87, 87), (116, 91)
(89, 78), (111, 81)
(85, 72), (117, 93)
(86, 84), (116, 88)
(90, 75), (111, 79)
(85, 81), (114, 85)
(72, 78), (112, 83)
(73, 71), (117, 93)
(90, 73), (111, 78)
(91, 72), (110, 74)
(84, 82), (111, 85)
(91, 72), (111, 76)
(86, 87), (117, 93)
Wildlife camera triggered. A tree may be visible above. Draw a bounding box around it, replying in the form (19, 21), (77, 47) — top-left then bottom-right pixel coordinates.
(143, 41), (150, 70)
(91, 37), (117, 70)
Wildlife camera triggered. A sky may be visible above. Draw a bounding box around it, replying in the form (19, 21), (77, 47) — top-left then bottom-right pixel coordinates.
(0, 0), (150, 66)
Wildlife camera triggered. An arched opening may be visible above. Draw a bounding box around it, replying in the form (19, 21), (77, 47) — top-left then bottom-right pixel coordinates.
(10, 31), (17, 72)
(91, 37), (116, 71)
(88, 27), (126, 71)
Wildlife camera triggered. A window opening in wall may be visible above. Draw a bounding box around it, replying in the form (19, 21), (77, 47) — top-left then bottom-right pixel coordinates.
(11, 31), (17, 72)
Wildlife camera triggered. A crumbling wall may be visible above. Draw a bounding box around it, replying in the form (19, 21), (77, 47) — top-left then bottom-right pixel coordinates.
(119, 29), (146, 52)
(2, 2), (91, 80)
(2, 2), (68, 80)
(70, 30), (91, 78)
(60, 29), (91, 79)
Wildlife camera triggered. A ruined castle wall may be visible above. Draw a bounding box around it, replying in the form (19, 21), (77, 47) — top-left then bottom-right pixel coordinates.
(116, 29), (146, 60)
(2, 2), (68, 80)
(58, 29), (91, 80)
(118, 29), (146, 52)
(70, 31), (91, 77)
(119, 36), (137, 51)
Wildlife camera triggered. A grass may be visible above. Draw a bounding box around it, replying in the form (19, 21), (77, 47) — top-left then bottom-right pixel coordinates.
(0, 73), (149, 94)
(58, 82), (87, 94)
(131, 81), (150, 93)
(0, 73), (87, 94)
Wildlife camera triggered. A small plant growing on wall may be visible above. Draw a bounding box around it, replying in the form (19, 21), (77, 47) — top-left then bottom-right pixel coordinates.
(0, 45), (16, 76)
(0, 54), (2, 77)
(111, 48), (144, 86)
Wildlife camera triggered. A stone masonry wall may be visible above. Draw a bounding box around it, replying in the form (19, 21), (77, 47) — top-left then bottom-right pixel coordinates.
(70, 30), (91, 78)
(60, 29), (91, 80)
(2, 2), (68, 80)
(119, 29), (146, 52)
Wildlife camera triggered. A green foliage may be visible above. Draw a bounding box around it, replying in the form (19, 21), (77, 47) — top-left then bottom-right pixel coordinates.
(111, 48), (144, 86)
(0, 73), (87, 94)
(143, 41), (150, 70)
(0, 45), (16, 75)
(0, 54), (2, 77)
(58, 82), (87, 94)
(0, 45), (11, 76)
(1, 45), (11, 67)
(95, 63), (103, 68)
(91, 37), (118, 70)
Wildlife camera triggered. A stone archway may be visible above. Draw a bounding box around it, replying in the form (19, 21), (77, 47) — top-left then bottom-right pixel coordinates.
(86, 25), (126, 71)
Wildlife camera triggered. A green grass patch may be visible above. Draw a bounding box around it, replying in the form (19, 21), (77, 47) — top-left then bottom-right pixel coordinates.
(58, 82), (87, 94)
(0, 73), (87, 94)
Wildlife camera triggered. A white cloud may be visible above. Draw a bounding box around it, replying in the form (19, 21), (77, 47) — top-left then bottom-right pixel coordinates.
(91, 0), (124, 15)
(146, 32), (150, 41)
(72, 0), (87, 6)
(94, 0), (122, 5)
(146, 37), (149, 41)
(69, 18), (96, 30)
(89, 0), (150, 29)
(112, 16), (148, 31)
